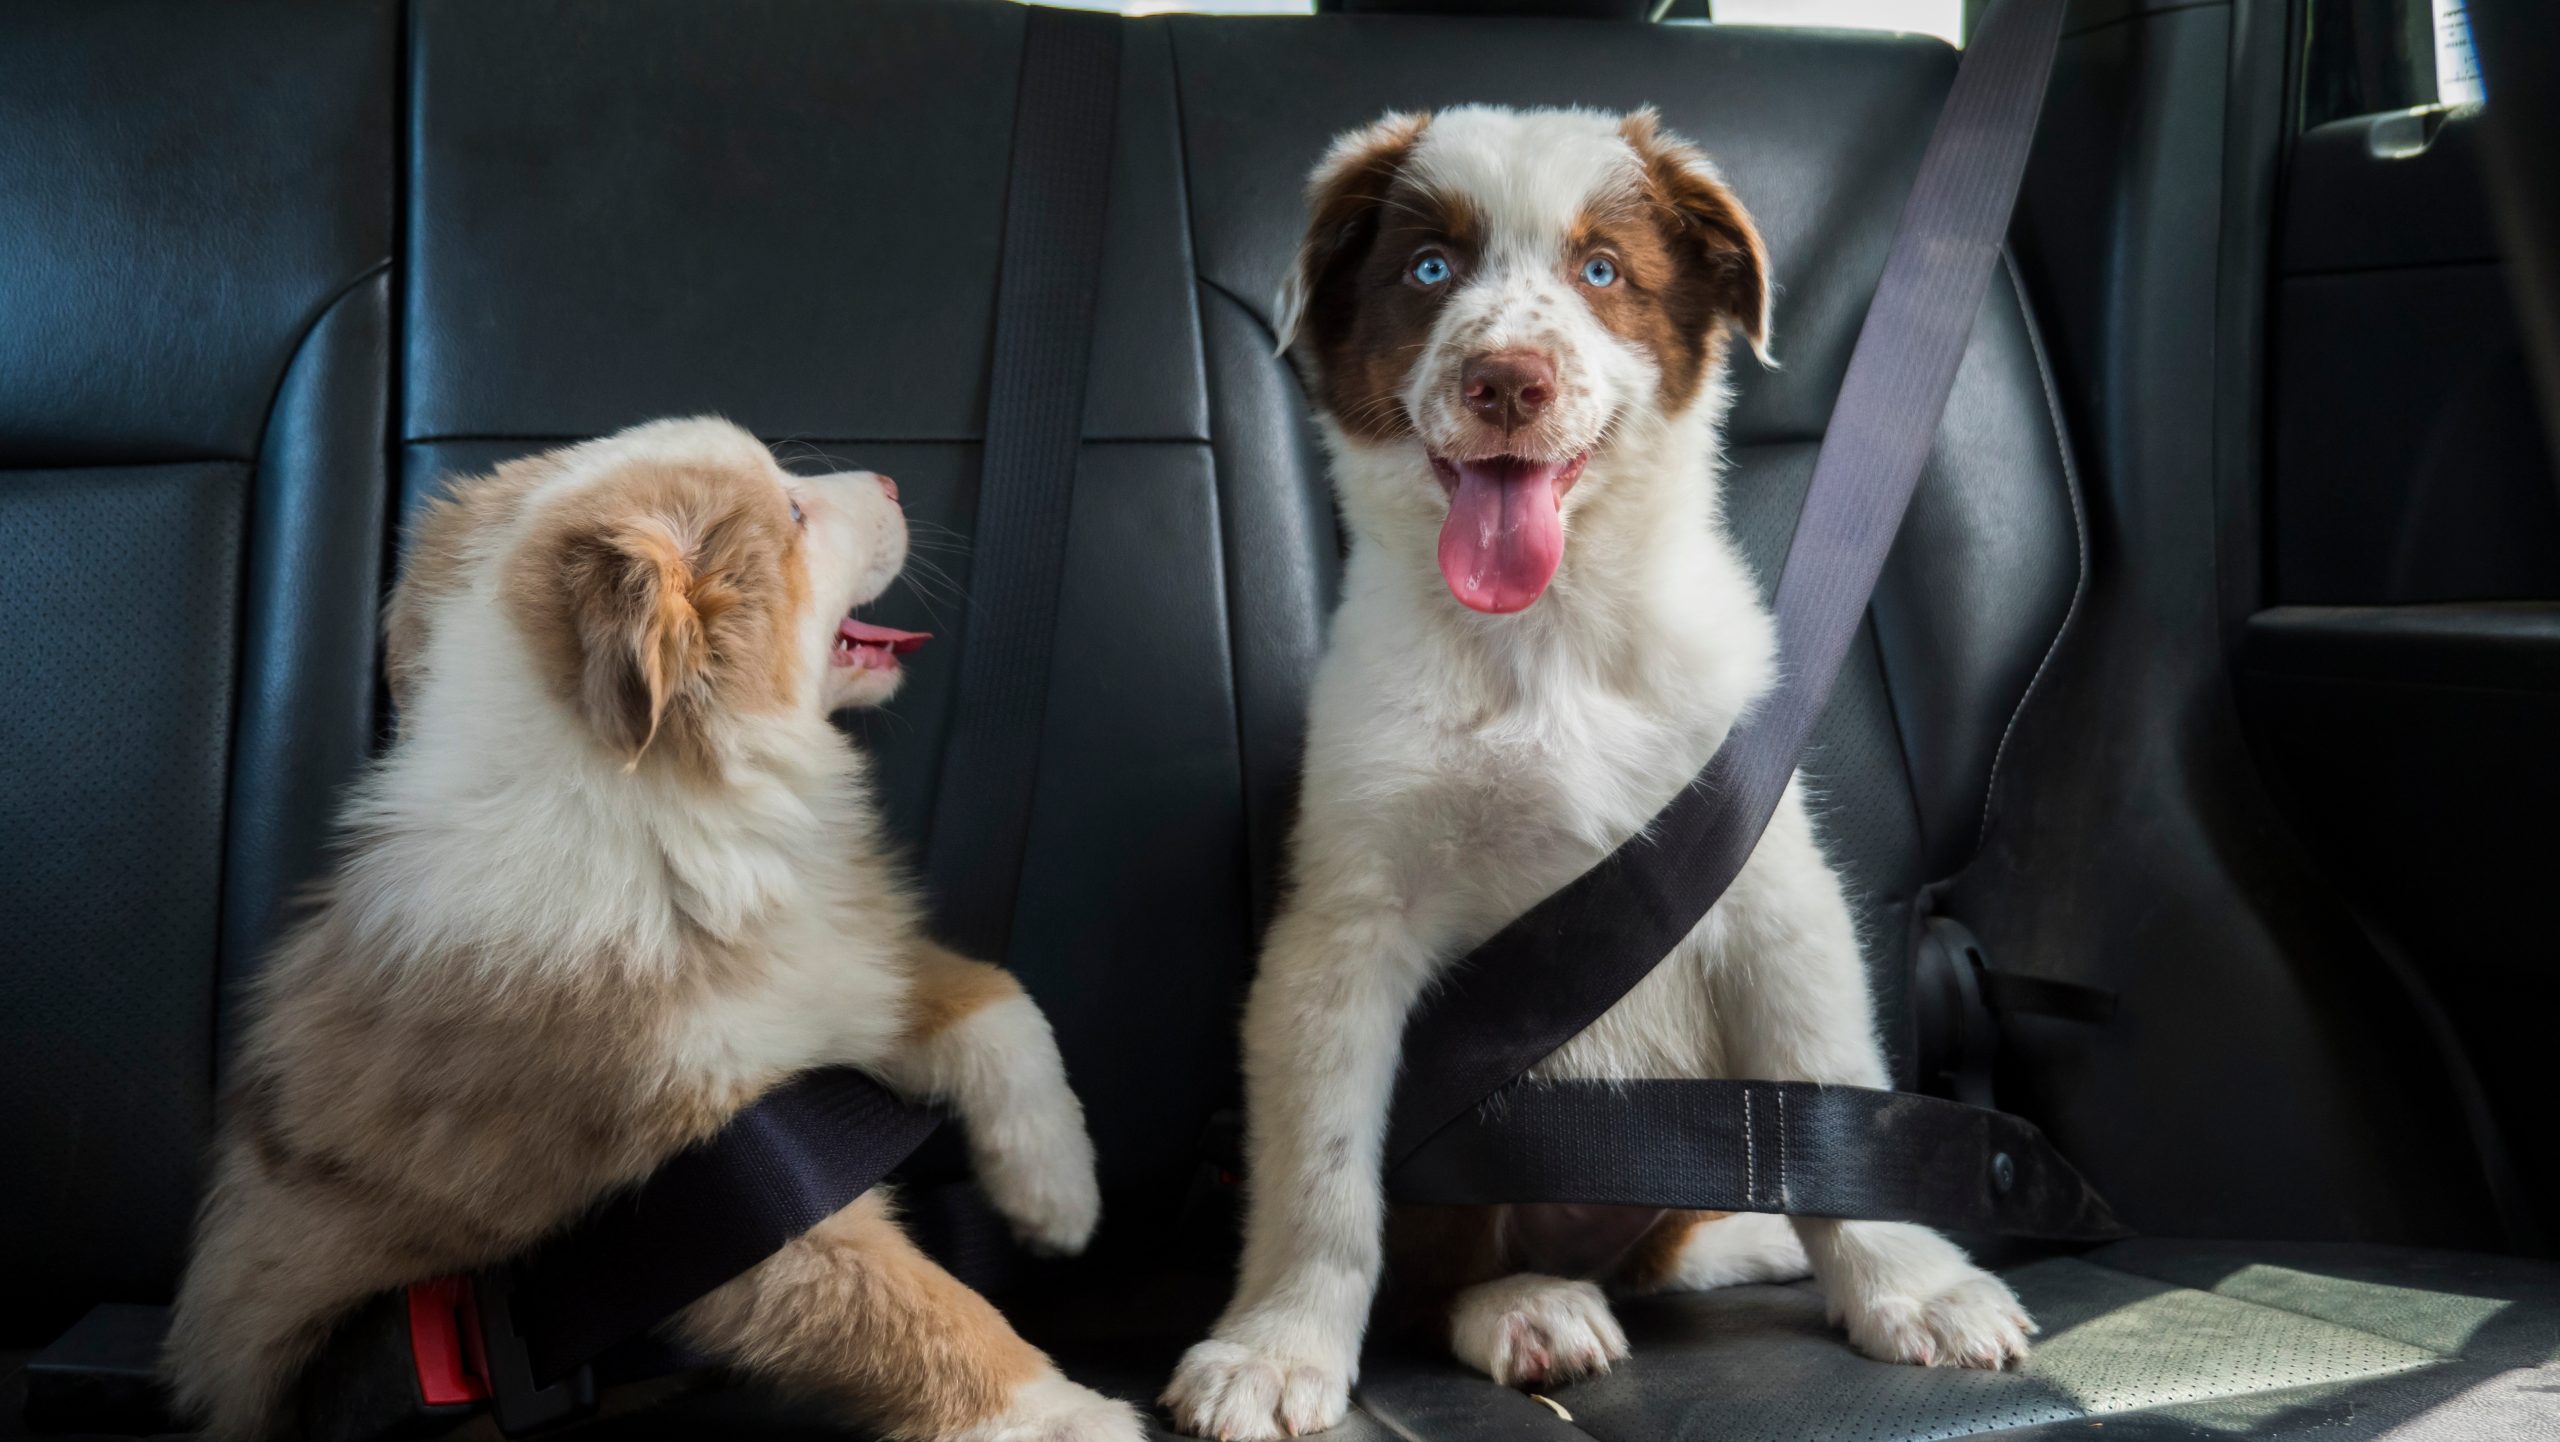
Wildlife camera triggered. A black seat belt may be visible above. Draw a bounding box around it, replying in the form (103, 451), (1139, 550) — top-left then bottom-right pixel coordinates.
(925, 4), (1123, 964)
(1385, 0), (2123, 1242)
(292, 12), (1123, 1439)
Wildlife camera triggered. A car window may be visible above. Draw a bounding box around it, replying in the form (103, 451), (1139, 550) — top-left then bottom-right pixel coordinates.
(2303, 0), (2484, 130)
(1043, 0), (1962, 40)
(1042, 0), (1313, 14)
(1708, 0), (1958, 45)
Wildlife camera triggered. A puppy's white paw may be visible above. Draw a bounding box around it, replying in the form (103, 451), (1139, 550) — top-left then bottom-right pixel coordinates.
(1450, 1274), (1630, 1389)
(1162, 1337), (1351, 1441)
(956, 1372), (1146, 1442)
(975, 1115), (1101, 1256)
(1837, 1268), (2036, 1370)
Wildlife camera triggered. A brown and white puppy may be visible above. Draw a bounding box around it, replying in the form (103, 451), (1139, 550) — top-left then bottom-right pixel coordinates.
(1163, 108), (2032, 1440)
(166, 418), (1140, 1442)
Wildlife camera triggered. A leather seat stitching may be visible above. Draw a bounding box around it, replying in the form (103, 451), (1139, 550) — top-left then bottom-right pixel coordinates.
(1973, 250), (2091, 851)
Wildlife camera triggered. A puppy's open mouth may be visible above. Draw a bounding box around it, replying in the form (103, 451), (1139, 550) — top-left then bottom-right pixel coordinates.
(1428, 452), (1589, 614)
(834, 616), (930, 672)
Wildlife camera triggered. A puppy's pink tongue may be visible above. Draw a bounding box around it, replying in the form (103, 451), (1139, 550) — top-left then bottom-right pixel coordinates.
(838, 617), (931, 654)
(1437, 458), (1567, 614)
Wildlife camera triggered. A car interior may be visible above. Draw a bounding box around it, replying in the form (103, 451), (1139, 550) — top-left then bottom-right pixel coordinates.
(5, 0), (2557, 1439)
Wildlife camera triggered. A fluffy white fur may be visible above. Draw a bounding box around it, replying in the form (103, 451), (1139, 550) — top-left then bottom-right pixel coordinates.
(1449, 1275), (1629, 1389)
(1623, 1212), (1813, 1296)
(957, 1373), (1150, 1442)
(874, 990), (1103, 1257)
(1164, 109), (2030, 1441)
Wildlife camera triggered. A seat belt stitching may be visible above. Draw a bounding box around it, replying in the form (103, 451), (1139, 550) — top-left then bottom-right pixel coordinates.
(1972, 251), (2092, 853)
(1775, 1084), (1789, 1210)
(1742, 1088), (1758, 1206)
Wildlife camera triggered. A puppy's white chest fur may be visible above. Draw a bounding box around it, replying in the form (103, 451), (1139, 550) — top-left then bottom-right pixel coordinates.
(1317, 627), (1706, 911)
(665, 841), (916, 1088)
(1300, 432), (1783, 1081)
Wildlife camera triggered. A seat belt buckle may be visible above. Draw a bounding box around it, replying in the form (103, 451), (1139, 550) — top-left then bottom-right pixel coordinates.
(402, 1278), (491, 1408)
(297, 1277), (602, 1441)
(469, 1270), (597, 1437)
(294, 1284), (485, 1442)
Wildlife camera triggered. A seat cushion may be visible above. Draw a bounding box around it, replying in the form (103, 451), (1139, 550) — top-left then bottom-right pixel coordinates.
(1348, 1240), (2560, 1442)
(421, 1241), (2560, 1442)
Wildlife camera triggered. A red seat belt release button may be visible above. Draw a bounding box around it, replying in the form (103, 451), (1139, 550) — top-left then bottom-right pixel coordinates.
(407, 1277), (494, 1407)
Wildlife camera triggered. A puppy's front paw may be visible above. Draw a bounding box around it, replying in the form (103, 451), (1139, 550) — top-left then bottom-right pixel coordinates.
(1162, 1338), (1351, 1440)
(974, 1116), (1101, 1256)
(1449, 1274), (1630, 1389)
(1838, 1269), (2035, 1370)
(955, 1372), (1146, 1442)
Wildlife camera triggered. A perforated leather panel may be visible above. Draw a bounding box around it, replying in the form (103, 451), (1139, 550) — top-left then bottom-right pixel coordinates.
(0, 0), (394, 1341)
(1353, 1243), (2560, 1442)
(0, 465), (246, 1328)
(494, 1241), (2560, 1442)
(1556, 1261), (2441, 1441)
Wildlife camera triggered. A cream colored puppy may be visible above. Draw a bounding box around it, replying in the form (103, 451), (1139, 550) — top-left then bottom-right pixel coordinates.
(167, 418), (1138, 1442)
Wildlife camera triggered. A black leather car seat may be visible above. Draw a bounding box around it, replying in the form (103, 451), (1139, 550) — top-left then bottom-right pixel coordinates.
(4, 1), (2556, 1439)
(0, 0), (396, 1346)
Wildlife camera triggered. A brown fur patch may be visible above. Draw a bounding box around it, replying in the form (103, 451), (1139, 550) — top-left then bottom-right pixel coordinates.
(901, 944), (1024, 1044)
(1288, 111), (1467, 444)
(166, 901), (762, 1438)
(1609, 109), (1771, 409)
(503, 453), (806, 778)
(677, 1190), (1048, 1438)
(1609, 1209), (1734, 1293)
(1383, 1206), (1745, 1343)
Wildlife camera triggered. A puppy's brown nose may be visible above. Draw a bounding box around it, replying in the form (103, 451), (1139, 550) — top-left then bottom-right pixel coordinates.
(875, 474), (899, 503)
(1462, 350), (1557, 433)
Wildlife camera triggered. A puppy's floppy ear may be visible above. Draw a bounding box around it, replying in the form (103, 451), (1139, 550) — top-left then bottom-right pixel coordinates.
(1273, 110), (1430, 357)
(1622, 108), (1775, 367)
(558, 514), (715, 764)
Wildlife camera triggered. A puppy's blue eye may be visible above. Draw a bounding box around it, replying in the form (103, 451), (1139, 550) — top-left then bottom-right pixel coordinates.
(1581, 256), (1617, 287)
(789, 497), (805, 526)
(1411, 253), (1451, 286)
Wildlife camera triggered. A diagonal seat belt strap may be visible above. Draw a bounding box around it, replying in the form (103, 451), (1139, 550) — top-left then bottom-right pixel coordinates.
(926, 4), (1122, 962)
(1385, 0), (2094, 1231)
(503, 1068), (944, 1389)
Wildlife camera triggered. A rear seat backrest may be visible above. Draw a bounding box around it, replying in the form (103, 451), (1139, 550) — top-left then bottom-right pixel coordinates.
(0, 0), (395, 1341)
(1, 0), (2083, 1340)
(1169, 16), (2085, 1073)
